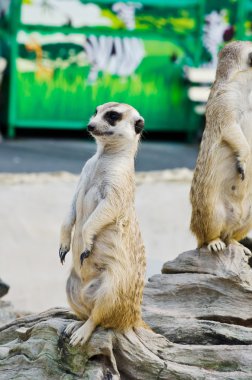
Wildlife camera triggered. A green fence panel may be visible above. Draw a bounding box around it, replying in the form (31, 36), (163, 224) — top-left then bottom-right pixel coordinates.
(2, 0), (205, 137)
(4, 0), (252, 138)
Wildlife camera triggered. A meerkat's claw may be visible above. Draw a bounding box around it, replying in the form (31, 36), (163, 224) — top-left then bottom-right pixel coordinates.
(236, 160), (245, 181)
(243, 246), (251, 256)
(230, 240), (251, 256)
(64, 321), (83, 336)
(70, 331), (84, 346)
(69, 318), (95, 346)
(80, 250), (90, 266)
(207, 239), (226, 252)
(59, 245), (69, 264)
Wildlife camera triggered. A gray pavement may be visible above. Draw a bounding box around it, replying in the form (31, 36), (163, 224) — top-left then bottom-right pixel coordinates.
(0, 138), (198, 173)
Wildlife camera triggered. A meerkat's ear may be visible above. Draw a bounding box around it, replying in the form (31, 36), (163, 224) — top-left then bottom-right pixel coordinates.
(134, 118), (144, 134)
(248, 52), (252, 66)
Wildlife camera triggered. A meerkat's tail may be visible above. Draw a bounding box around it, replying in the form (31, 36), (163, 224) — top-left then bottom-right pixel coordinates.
(135, 319), (152, 331)
(190, 216), (205, 248)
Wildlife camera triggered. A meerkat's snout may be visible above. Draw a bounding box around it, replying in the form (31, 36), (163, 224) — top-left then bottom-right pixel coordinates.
(87, 123), (95, 132)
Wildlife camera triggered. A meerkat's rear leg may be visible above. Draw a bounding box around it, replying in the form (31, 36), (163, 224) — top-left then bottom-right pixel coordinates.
(205, 215), (226, 252)
(192, 205), (226, 252)
(64, 269), (91, 338)
(70, 317), (96, 346)
(207, 238), (226, 252)
(229, 239), (251, 255)
(68, 277), (113, 346)
(230, 226), (252, 255)
(65, 321), (83, 336)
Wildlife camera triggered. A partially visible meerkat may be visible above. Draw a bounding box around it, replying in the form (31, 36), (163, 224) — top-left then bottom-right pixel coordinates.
(59, 102), (147, 346)
(190, 41), (252, 253)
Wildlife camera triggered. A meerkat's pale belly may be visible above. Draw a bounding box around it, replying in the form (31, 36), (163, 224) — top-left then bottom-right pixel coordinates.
(71, 184), (101, 269)
(216, 117), (252, 232)
(71, 182), (133, 281)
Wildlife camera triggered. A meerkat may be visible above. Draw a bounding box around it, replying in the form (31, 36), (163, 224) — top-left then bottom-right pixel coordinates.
(59, 102), (147, 346)
(190, 41), (252, 254)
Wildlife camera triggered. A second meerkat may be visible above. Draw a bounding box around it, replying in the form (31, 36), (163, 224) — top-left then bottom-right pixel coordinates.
(59, 102), (146, 346)
(190, 41), (252, 253)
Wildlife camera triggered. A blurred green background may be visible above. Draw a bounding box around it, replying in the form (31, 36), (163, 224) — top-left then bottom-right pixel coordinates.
(0, 0), (251, 138)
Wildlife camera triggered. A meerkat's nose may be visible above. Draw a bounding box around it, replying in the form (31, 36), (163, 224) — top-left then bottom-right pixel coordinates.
(87, 124), (95, 132)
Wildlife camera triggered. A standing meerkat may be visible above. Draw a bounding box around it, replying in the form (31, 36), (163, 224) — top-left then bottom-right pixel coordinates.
(59, 102), (147, 346)
(190, 41), (252, 253)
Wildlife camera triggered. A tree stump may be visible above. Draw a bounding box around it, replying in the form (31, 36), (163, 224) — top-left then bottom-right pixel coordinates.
(1, 245), (252, 379)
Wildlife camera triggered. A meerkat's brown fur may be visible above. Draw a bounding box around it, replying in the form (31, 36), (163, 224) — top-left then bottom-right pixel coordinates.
(190, 41), (252, 253)
(59, 102), (147, 346)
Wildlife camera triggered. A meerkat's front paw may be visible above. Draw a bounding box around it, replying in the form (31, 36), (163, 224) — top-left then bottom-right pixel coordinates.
(207, 238), (226, 252)
(236, 159), (246, 181)
(80, 249), (91, 266)
(59, 245), (70, 264)
(80, 229), (94, 266)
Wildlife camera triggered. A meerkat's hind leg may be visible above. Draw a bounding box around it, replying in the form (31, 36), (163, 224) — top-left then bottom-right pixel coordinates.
(64, 320), (83, 336)
(207, 238), (226, 252)
(229, 239), (251, 256)
(70, 317), (96, 346)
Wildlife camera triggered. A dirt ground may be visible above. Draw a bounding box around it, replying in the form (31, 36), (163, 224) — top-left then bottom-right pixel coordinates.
(0, 171), (195, 313)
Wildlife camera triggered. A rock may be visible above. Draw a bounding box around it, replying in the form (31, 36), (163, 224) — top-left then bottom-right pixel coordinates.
(0, 279), (15, 326)
(0, 279), (9, 299)
(0, 301), (16, 326)
(143, 245), (252, 346)
(1, 245), (252, 379)
(1, 308), (252, 380)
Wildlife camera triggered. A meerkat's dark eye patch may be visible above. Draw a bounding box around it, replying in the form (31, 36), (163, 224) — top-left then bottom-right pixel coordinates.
(104, 111), (122, 126)
(94, 108), (98, 116)
(248, 52), (252, 67)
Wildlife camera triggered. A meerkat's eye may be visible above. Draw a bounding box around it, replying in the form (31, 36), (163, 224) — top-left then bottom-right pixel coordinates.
(106, 111), (120, 120)
(104, 111), (122, 125)
(94, 108), (97, 116)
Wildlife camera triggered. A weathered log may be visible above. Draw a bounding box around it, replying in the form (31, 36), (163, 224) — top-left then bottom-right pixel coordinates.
(0, 301), (16, 327)
(143, 245), (252, 346)
(1, 307), (252, 379)
(0, 279), (16, 327)
(1, 245), (252, 379)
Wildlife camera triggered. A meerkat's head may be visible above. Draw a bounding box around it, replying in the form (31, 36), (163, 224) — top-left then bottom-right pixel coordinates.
(87, 102), (144, 145)
(216, 40), (252, 81)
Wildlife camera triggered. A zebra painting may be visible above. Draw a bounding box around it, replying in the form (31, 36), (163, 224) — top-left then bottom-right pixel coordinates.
(112, 2), (142, 31)
(84, 2), (144, 83)
(84, 35), (145, 83)
(203, 10), (234, 68)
